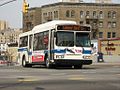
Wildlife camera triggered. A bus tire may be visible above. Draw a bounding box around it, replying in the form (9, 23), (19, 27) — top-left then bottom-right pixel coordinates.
(22, 58), (27, 67)
(22, 56), (32, 67)
(45, 57), (53, 68)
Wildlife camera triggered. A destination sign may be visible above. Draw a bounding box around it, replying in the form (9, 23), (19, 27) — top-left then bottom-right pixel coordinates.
(57, 25), (90, 31)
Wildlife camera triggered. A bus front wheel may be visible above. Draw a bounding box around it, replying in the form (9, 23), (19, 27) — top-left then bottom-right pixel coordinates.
(22, 57), (32, 67)
(45, 57), (53, 68)
(22, 58), (27, 67)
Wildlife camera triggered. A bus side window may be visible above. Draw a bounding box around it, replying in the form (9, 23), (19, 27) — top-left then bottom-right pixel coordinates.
(19, 36), (28, 47)
(33, 34), (38, 50)
(29, 35), (33, 50)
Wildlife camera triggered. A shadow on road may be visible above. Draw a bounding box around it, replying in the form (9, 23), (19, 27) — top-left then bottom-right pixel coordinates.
(0, 82), (22, 90)
(35, 87), (45, 90)
(31, 65), (98, 70)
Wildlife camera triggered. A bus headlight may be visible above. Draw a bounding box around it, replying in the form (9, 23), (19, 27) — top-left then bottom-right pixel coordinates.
(83, 56), (91, 59)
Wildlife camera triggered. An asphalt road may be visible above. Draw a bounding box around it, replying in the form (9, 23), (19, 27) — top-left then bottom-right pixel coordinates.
(0, 64), (120, 90)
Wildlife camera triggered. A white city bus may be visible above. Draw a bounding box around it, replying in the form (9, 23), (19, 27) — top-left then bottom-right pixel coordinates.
(18, 20), (93, 68)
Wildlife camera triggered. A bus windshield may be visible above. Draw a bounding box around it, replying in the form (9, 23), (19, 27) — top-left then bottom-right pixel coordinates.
(76, 32), (91, 47)
(56, 31), (74, 47)
(56, 31), (91, 47)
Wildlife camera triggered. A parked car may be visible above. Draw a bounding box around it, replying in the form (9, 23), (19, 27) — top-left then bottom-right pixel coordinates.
(0, 56), (9, 66)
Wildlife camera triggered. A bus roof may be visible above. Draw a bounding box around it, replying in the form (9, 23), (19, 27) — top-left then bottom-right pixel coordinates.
(19, 30), (32, 37)
(32, 20), (77, 33)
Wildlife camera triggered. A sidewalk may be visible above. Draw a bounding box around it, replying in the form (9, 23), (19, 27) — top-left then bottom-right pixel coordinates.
(92, 62), (120, 66)
(92, 55), (120, 64)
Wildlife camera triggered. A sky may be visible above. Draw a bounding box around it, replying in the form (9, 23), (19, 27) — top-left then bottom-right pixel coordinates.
(0, 0), (120, 28)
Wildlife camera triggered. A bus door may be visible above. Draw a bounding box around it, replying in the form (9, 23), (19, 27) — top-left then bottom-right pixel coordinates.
(49, 30), (55, 60)
(28, 34), (33, 62)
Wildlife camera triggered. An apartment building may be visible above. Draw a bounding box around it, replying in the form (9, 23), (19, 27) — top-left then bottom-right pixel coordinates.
(23, 2), (120, 39)
(0, 20), (8, 31)
(23, 8), (41, 32)
(0, 28), (22, 55)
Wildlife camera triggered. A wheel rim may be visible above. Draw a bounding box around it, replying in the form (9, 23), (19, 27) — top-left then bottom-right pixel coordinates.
(22, 60), (26, 67)
(46, 58), (50, 68)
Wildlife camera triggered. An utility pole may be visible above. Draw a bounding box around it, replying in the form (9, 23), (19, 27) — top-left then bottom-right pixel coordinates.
(0, 0), (16, 7)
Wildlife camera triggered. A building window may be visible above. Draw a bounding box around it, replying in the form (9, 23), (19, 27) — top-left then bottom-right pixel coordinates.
(99, 11), (104, 19)
(93, 11), (97, 18)
(99, 21), (103, 28)
(30, 15), (33, 20)
(107, 32), (111, 38)
(56, 11), (58, 18)
(80, 21), (84, 24)
(50, 12), (53, 19)
(71, 10), (75, 18)
(43, 13), (47, 20)
(112, 32), (116, 38)
(99, 32), (103, 38)
(54, 11), (56, 18)
(112, 11), (116, 19)
(80, 11), (84, 18)
(86, 11), (90, 18)
(108, 11), (112, 18)
(108, 22), (111, 28)
(54, 11), (58, 19)
(86, 20), (90, 24)
(66, 10), (70, 17)
(48, 12), (51, 17)
(112, 22), (116, 28)
(47, 12), (52, 21)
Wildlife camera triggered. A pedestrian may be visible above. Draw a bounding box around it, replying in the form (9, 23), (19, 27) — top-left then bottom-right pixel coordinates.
(97, 51), (104, 62)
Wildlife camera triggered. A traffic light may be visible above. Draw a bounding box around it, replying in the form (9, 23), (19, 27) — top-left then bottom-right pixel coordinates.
(25, 3), (29, 13)
(23, 0), (29, 13)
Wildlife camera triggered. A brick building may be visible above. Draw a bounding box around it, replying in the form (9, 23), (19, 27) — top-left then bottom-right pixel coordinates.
(23, 2), (120, 39)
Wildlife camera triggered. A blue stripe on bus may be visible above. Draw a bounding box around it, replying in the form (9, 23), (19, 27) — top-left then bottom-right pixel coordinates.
(28, 52), (32, 55)
(44, 49), (66, 54)
(18, 48), (28, 52)
(18, 48), (32, 55)
(51, 49), (66, 53)
(44, 49), (91, 54)
(18, 48), (91, 55)
(83, 50), (91, 54)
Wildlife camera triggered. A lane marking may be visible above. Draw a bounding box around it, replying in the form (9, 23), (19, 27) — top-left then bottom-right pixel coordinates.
(50, 73), (66, 76)
(18, 78), (39, 82)
(68, 75), (84, 77)
(68, 77), (85, 80)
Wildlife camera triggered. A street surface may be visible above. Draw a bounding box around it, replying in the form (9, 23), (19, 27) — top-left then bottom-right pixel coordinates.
(0, 63), (120, 90)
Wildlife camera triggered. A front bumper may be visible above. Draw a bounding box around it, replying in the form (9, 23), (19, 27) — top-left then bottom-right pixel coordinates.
(52, 59), (92, 66)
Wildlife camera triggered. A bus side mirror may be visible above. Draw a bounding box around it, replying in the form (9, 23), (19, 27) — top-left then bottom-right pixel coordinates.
(91, 44), (94, 47)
